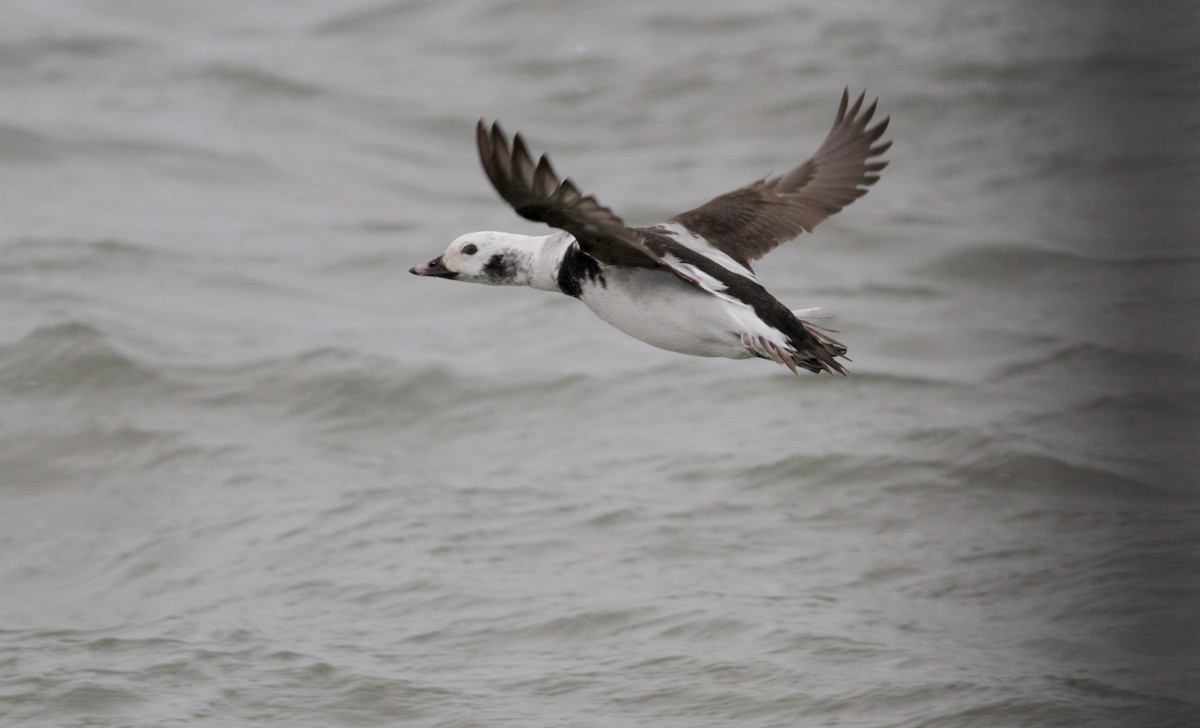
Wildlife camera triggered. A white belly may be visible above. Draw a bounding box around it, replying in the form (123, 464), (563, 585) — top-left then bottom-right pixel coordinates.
(577, 266), (756, 359)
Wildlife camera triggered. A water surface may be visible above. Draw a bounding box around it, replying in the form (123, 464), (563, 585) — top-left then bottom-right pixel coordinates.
(2, 1), (1198, 726)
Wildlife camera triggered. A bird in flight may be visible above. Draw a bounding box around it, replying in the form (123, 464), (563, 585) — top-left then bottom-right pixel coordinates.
(411, 89), (890, 376)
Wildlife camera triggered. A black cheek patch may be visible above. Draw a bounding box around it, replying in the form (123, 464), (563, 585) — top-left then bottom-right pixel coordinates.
(483, 253), (516, 282)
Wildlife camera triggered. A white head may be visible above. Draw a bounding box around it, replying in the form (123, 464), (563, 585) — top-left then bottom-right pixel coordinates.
(410, 231), (545, 286)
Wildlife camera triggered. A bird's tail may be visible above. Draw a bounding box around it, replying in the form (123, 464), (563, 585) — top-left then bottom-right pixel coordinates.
(741, 315), (848, 377)
(793, 316), (848, 375)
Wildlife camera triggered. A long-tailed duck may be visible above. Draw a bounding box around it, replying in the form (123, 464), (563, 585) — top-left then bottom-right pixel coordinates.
(411, 89), (890, 375)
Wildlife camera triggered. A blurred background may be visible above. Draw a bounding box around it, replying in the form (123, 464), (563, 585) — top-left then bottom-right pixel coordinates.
(1, 1), (1198, 726)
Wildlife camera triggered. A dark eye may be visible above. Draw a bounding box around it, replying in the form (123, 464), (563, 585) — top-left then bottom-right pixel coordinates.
(462, 243), (478, 256)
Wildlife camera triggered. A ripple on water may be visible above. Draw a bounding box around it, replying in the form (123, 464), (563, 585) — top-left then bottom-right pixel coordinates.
(0, 320), (168, 396)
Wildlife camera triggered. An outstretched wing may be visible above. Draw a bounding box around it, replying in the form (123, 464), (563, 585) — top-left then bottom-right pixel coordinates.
(477, 120), (671, 270)
(670, 89), (891, 270)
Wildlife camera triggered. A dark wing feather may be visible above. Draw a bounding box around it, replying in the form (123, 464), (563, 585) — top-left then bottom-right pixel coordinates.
(670, 88), (891, 269)
(477, 120), (667, 270)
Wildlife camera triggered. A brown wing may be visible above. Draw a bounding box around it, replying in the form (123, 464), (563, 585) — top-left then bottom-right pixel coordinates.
(670, 89), (891, 269)
(477, 120), (667, 269)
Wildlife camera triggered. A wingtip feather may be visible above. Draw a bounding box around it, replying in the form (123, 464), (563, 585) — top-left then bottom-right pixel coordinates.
(835, 87), (850, 123)
(847, 90), (866, 121)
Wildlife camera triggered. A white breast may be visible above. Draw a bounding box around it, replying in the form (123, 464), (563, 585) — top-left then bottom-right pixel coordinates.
(577, 265), (763, 359)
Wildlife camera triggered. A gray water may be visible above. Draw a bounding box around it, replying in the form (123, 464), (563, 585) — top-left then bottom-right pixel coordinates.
(2, 1), (1199, 726)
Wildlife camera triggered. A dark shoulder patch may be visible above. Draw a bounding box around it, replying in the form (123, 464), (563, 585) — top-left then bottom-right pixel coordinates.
(556, 243), (606, 298)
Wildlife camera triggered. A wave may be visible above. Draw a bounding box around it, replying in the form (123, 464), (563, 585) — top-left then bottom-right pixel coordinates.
(0, 33), (149, 69)
(0, 237), (172, 274)
(313, 2), (429, 36)
(948, 450), (1162, 501)
(994, 340), (1200, 381)
(916, 243), (1103, 283)
(739, 421), (1166, 501)
(189, 347), (487, 432)
(0, 121), (58, 163)
(188, 62), (328, 101)
(0, 320), (168, 397)
(0, 423), (230, 498)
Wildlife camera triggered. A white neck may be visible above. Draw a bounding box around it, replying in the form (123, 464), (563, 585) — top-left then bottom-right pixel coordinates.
(503, 231), (575, 292)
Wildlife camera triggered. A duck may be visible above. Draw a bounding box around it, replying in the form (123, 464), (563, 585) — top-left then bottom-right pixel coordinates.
(411, 89), (890, 376)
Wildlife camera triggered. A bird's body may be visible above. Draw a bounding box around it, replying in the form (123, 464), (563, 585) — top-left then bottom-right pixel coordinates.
(567, 229), (766, 361)
(411, 89), (890, 376)
(580, 262), (755, 360)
